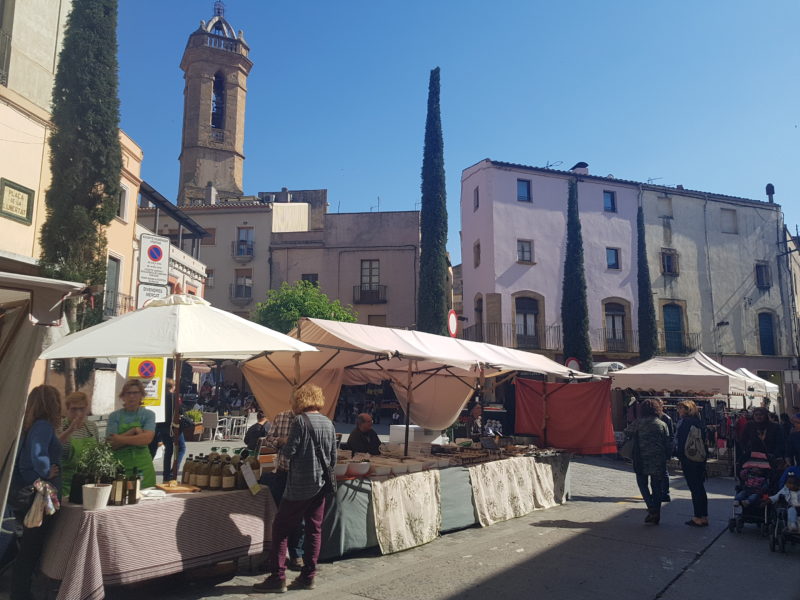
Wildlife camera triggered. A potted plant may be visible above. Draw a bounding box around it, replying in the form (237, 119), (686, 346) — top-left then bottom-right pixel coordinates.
(184, 409), (205, 442)
(76, 441), (122, 509)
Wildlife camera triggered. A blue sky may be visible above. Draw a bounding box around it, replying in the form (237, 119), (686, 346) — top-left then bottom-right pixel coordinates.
(117, 1), (799, 260)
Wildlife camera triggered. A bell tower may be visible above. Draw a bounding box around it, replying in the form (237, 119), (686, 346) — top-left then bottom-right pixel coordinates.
(178, 2), (253, 206)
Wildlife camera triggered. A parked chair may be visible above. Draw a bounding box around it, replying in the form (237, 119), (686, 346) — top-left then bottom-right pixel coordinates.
(201, 412), (220, 441)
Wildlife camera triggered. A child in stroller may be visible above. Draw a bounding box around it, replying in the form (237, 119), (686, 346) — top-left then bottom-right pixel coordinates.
(768, 474), (800, 552)
(729, 451), (774, 534)
(735, 452), (771, 507)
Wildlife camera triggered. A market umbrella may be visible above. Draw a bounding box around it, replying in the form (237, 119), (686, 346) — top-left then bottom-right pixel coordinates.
(40, 293), (317, 476)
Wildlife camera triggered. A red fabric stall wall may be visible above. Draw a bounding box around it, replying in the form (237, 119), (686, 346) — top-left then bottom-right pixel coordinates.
(515, 378), (617, 455)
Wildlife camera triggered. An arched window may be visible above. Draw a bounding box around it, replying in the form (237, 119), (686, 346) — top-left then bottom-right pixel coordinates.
(758, 312), (776, 356)
(515, 297), (539, 349)
(211, 72), (225, 129)
(604, 302), (626, 351)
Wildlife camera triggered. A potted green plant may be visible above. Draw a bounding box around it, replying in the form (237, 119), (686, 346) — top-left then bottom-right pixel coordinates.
(76, 441), (122, 509)
(184, 409), (205, 441)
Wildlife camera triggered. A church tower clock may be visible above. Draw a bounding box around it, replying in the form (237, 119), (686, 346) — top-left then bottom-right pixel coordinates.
(178, 2), (252, 206)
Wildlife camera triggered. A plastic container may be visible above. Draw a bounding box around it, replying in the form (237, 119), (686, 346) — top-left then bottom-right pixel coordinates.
(390, 462), (408, 475)
(82, 484), (112, 510)
(334, 463), (348, 477)
(370, 464), (392, 476)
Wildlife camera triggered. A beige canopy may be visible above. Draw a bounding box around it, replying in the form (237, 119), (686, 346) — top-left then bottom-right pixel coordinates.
(241, 317), (589, 430)
(611, 351), (766, 404)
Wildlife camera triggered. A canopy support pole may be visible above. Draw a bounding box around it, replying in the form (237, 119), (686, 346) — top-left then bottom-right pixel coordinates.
(170, 353), (182, 480)
(542, 381), (548, 447)
(404, 361), (413, 457)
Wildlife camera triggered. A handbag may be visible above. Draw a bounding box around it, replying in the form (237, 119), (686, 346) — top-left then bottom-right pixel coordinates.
(8, 482), (36, 514)
(301, 413), (336, 496)
(619, 434), (636, 461)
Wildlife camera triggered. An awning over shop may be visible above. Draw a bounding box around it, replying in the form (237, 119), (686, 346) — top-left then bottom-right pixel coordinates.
(610, 351), (766, 398)
(242, 317), (590, 430)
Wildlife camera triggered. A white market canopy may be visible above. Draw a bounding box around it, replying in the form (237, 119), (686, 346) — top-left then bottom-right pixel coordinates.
(39, 293), (317, 360)
(610, 351), (767, 399)
(242, 317), (590, 430)
(735, 368), (780, 400)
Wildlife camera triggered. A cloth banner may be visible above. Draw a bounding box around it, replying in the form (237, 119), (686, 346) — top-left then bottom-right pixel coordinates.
(370, 470), (440, 554)
(515, 379), (617, 454)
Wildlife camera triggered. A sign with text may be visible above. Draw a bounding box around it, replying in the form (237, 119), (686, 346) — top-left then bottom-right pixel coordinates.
(127, 357), (164, 412)
(0, 178), (34, 224)
(137, 283), (168, 308)
(138, 233), (170, 285)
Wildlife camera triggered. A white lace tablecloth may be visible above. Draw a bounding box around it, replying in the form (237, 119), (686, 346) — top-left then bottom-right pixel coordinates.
(40, 488), (275, 600)
(370, 470), (441, 554)
(468, 455), (569, 526)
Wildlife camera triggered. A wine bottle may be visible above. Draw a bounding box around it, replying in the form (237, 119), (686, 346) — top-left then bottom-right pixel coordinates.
(196, 458), (210, 489)
(222, 457), (236, 491)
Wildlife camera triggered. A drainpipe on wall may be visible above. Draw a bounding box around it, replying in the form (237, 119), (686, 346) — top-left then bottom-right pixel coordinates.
(702, 195), (719, 359)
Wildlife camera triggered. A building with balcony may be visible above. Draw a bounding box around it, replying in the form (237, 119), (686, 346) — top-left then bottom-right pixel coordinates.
(459, 159), (797, 399)
(270, 211), (420, 328)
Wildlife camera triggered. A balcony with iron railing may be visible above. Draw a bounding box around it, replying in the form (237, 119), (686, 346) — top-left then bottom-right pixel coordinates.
(460, 323), (703, 356)
(188, 31), (249, 56)
(353, 284), (387, 304)
(231, 240), (254, 262)
(229, 282), (253, 306)
(103, 291), (135, 319)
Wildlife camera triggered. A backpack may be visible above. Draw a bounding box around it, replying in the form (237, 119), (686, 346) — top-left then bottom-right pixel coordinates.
(684, 425), (706, 463)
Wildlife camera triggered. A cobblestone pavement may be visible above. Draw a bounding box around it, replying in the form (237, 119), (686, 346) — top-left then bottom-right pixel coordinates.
(3, 456), (796, 600)
(103, 456), (798, 600)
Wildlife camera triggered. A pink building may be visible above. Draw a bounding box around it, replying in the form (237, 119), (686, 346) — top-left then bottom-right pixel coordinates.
(460, 159), (641, 361)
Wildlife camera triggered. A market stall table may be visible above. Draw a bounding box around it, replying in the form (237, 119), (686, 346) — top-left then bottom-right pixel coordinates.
(40, 488), (276, 600)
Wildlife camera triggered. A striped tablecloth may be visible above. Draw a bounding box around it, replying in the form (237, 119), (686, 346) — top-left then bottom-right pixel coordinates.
(40, 488), (276, 600)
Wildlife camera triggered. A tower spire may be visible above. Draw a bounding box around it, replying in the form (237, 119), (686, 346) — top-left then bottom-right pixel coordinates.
(214, 1), (224, 17)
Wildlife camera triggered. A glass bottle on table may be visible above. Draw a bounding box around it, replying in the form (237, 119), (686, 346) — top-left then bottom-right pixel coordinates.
(209, 459), (222, 490)
(112, 468), (126, 506)
(126, 467), (141, 505)
(196, 458), (210, 489)
(221, 457), (236, 491)
(182, 454), (194, 485)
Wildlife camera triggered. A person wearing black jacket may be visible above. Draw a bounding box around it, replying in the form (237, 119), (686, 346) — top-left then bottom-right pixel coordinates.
(347, 413), (381, 455)
(244, 411), (269, 452)
(676, 400), (708, 527)
(657, 400), (675, 502)
(742, 406), (785, 464)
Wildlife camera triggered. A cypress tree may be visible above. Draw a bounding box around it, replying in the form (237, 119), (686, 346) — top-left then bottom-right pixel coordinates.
(40, 0), (122, 282)
(560, 179), (592, 372)
(39, 0), (122, 391)
(637, 205), (658, 360)
(416, 67), (448, 335)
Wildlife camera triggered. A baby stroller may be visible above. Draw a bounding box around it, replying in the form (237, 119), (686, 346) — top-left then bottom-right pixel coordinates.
(728, 451), (774, 535)
(768, 496), (800, 553)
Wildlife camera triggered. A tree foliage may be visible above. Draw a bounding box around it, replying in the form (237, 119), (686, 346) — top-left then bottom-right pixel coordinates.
(560, 179), (593, 372)
(39, 0), (122, 285)
(637, 205), (658, 360)
(417, 67), (449, 335)
(253, 281), (358, 334)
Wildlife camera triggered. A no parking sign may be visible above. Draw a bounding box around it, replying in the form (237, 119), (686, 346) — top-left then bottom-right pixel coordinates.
(127, 357), (164, 407)
(138, 233), (170, 285)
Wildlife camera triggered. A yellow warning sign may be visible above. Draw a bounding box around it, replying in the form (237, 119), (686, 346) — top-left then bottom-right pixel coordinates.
(128, 357), (164, 407)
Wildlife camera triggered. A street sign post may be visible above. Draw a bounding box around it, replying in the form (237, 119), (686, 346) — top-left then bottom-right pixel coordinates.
(138, 233), (170, 286)
(447, 309), (458, 338)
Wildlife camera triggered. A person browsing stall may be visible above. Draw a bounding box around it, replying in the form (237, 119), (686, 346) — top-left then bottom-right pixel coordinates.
(244, 411), (269, 453)
(107, 379), (157, 488)
(347, 413), (381, 455)
(262, 407), (305, 571)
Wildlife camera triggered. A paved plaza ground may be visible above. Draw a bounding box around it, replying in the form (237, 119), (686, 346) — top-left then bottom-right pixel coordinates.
(2, 449), (796, 600)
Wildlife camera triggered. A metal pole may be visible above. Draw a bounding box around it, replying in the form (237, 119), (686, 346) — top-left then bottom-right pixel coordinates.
(542, 380), (548, 447)
(170, 353), (182, 480)
(404, 361), (413, 457)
